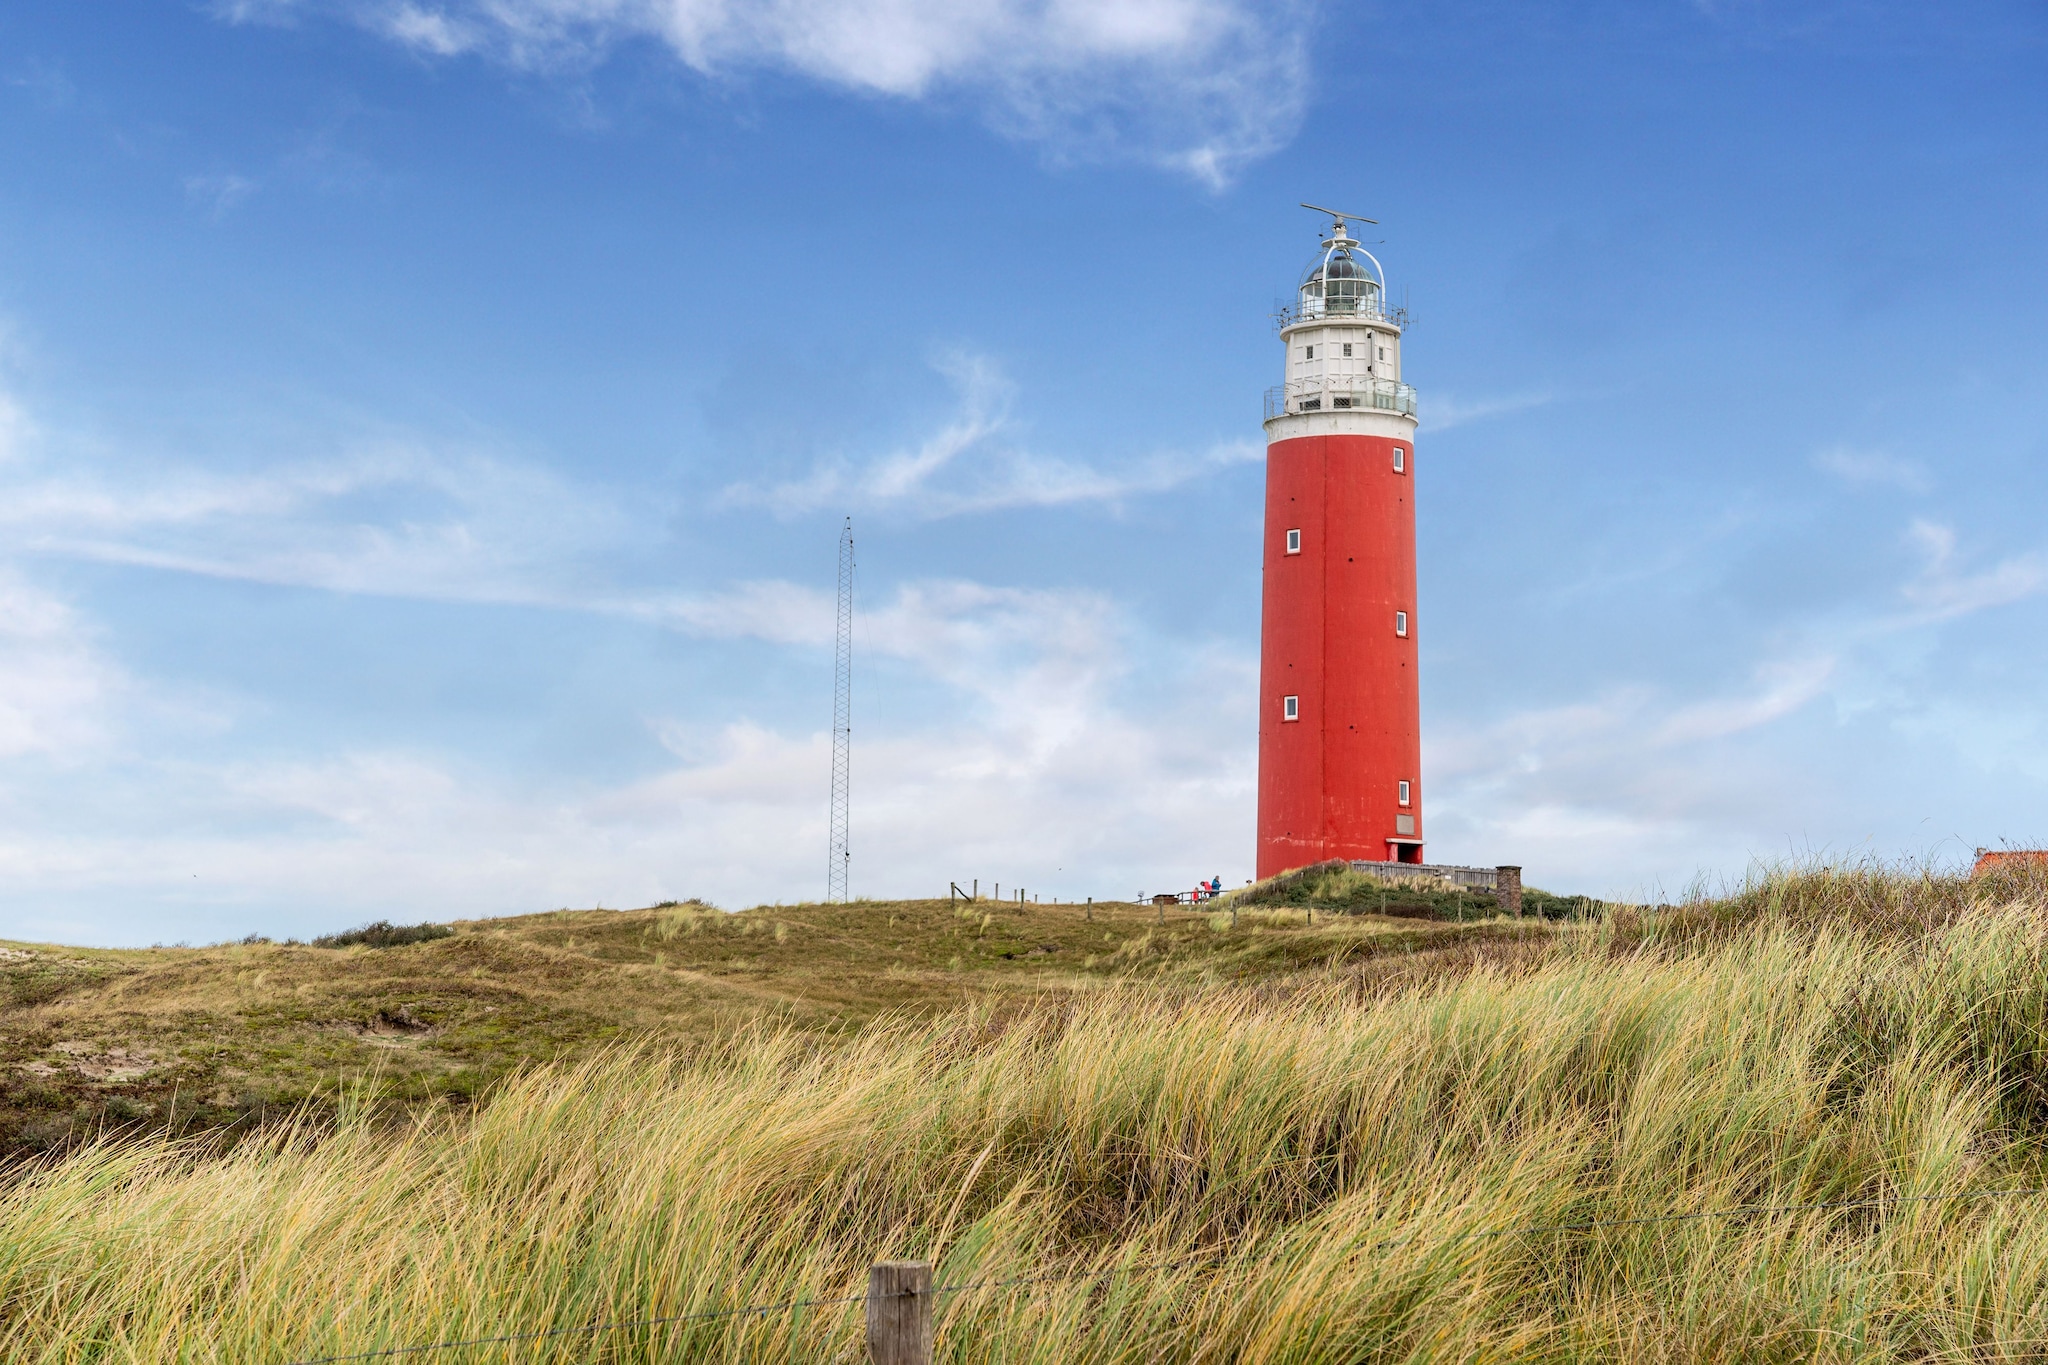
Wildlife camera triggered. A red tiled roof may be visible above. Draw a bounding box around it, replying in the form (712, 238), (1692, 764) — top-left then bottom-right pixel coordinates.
(1972, 850), (2048, 876)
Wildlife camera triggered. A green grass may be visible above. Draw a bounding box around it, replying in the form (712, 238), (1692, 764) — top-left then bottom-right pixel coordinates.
(4, 864), (2048, 1361)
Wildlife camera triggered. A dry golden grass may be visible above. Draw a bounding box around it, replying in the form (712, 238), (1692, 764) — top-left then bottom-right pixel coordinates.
(3, 864), (2048, 1361)
(0, 893), (1532, 1156)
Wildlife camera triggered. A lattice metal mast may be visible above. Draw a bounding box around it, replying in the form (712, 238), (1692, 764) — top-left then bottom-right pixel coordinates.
(827, 518), (854, 902)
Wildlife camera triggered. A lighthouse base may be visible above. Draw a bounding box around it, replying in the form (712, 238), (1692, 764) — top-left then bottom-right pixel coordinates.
(1254, 425), (1423, 883)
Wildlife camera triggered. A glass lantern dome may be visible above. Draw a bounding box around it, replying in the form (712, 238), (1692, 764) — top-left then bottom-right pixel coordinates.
(1298, 241), (1384, 319)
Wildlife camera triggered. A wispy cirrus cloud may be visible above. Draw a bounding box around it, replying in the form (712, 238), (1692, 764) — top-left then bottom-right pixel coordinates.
(1649, 655), (1837, 746)
(183, 172), (258, 219)
(212, 0), (1311, 185)
(2, 441), (635, 608)
(0, 350), (1260, 620)
(1814, 445), (1932, 494)
(1898, 519), (2048, 623)
(0, 368), (1258, 939)
(1431, 654), (1837, 789)
(4, 60), (77, 111)
(1423, 389), (1554, 433)
(0, 570), (123, 762)
(720, 351), (1260, 519)
(645, 575), (1123, 711)
(1419, 508), (2048, 895)
(8, 362), (2048, 932)
(0, 522), (1253, 941)
(1420, 654), (1850, 900)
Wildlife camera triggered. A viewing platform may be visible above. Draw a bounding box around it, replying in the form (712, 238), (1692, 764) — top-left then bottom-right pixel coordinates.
(1273, 296), (1410, 330)
(1265, 377), (1418, 420)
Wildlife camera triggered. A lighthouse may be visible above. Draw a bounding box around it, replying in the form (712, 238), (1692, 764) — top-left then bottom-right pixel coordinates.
(1256, 206), (1422, 879)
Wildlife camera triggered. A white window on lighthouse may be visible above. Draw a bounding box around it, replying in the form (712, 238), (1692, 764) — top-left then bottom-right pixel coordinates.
(1392, 448), (1406, 473)
(1304, 345), (1314, 359)
(1398, 780), (1412, 806)
(1342, 343), (1353, 357)
(1285, 529), (1301, 554)
(1282, 695), (1300, 721)
(1395, 611), (1409, 637)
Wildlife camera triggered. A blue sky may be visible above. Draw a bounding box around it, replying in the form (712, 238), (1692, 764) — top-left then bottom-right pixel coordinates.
(1, 0), (2043, 944)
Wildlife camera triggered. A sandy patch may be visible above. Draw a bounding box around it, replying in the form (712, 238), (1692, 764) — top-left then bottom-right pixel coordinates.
(23, 1042), (156, 1082)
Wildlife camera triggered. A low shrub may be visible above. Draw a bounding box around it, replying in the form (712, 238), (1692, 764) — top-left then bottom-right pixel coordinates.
(310, 921), (453, 950)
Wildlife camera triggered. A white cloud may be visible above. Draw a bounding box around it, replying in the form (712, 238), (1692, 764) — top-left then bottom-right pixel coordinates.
(641, 579), (836, 644)
(383, 3), (477, 54)
(1650, 655), (1836, 746)
(641, 575), (1131, 752)
(1427, 657), (1834, 794)
(0, 371), (1255, 936)
(1420, 655), (1850, 898)
(3, 442), (635, 608)
(225, 0), (1309, 184)
(1814, 445), (1931, 494)
(5, 60), (77, 111)
(1423, 389), (1554, 433)
(206, 0), (304, 22)
(722, 351), (1261, 518)
(6, 364), (2046, 935)
(1898, 519), (2048, 623)
(183, 173), (258, 218)
(0, 571), (122, 762)
(0, 352), (1260, 622)
(1420, 514), (2048, 895)
(0, 392), (29, 464)
(0, 571), (1254, 939)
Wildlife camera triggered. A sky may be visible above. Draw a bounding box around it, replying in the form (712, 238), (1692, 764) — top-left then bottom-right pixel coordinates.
(0, 0), (2044, 945)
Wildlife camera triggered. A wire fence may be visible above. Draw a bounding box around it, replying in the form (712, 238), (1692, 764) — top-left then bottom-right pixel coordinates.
(277, 1184), (2048, 1364)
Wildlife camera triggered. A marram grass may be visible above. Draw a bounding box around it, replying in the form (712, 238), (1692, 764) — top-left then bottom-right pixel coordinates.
(7, 868), (2048, 1362)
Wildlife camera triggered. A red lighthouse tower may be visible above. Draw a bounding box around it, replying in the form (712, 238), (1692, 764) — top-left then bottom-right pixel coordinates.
(1256, 206), (1422, 879)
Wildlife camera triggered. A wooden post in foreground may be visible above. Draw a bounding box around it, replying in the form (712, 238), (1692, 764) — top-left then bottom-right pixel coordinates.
(866, 1261), (933, 1365)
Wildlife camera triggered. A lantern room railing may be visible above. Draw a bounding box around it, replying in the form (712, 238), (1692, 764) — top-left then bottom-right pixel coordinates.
(1265, 378), (1418, 421)
(1273, 296), (1410, 330)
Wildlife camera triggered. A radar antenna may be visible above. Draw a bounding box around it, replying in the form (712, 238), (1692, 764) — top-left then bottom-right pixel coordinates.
(1300, 202), (1378, 237)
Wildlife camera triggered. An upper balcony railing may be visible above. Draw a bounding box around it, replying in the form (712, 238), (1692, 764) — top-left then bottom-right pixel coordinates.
(1272, 296), (1410, 331)
(1265, 377), (1418, 422)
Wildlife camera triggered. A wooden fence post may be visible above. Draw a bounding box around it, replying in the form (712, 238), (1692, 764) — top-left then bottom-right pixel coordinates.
(866, 1261), (933, 1365)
